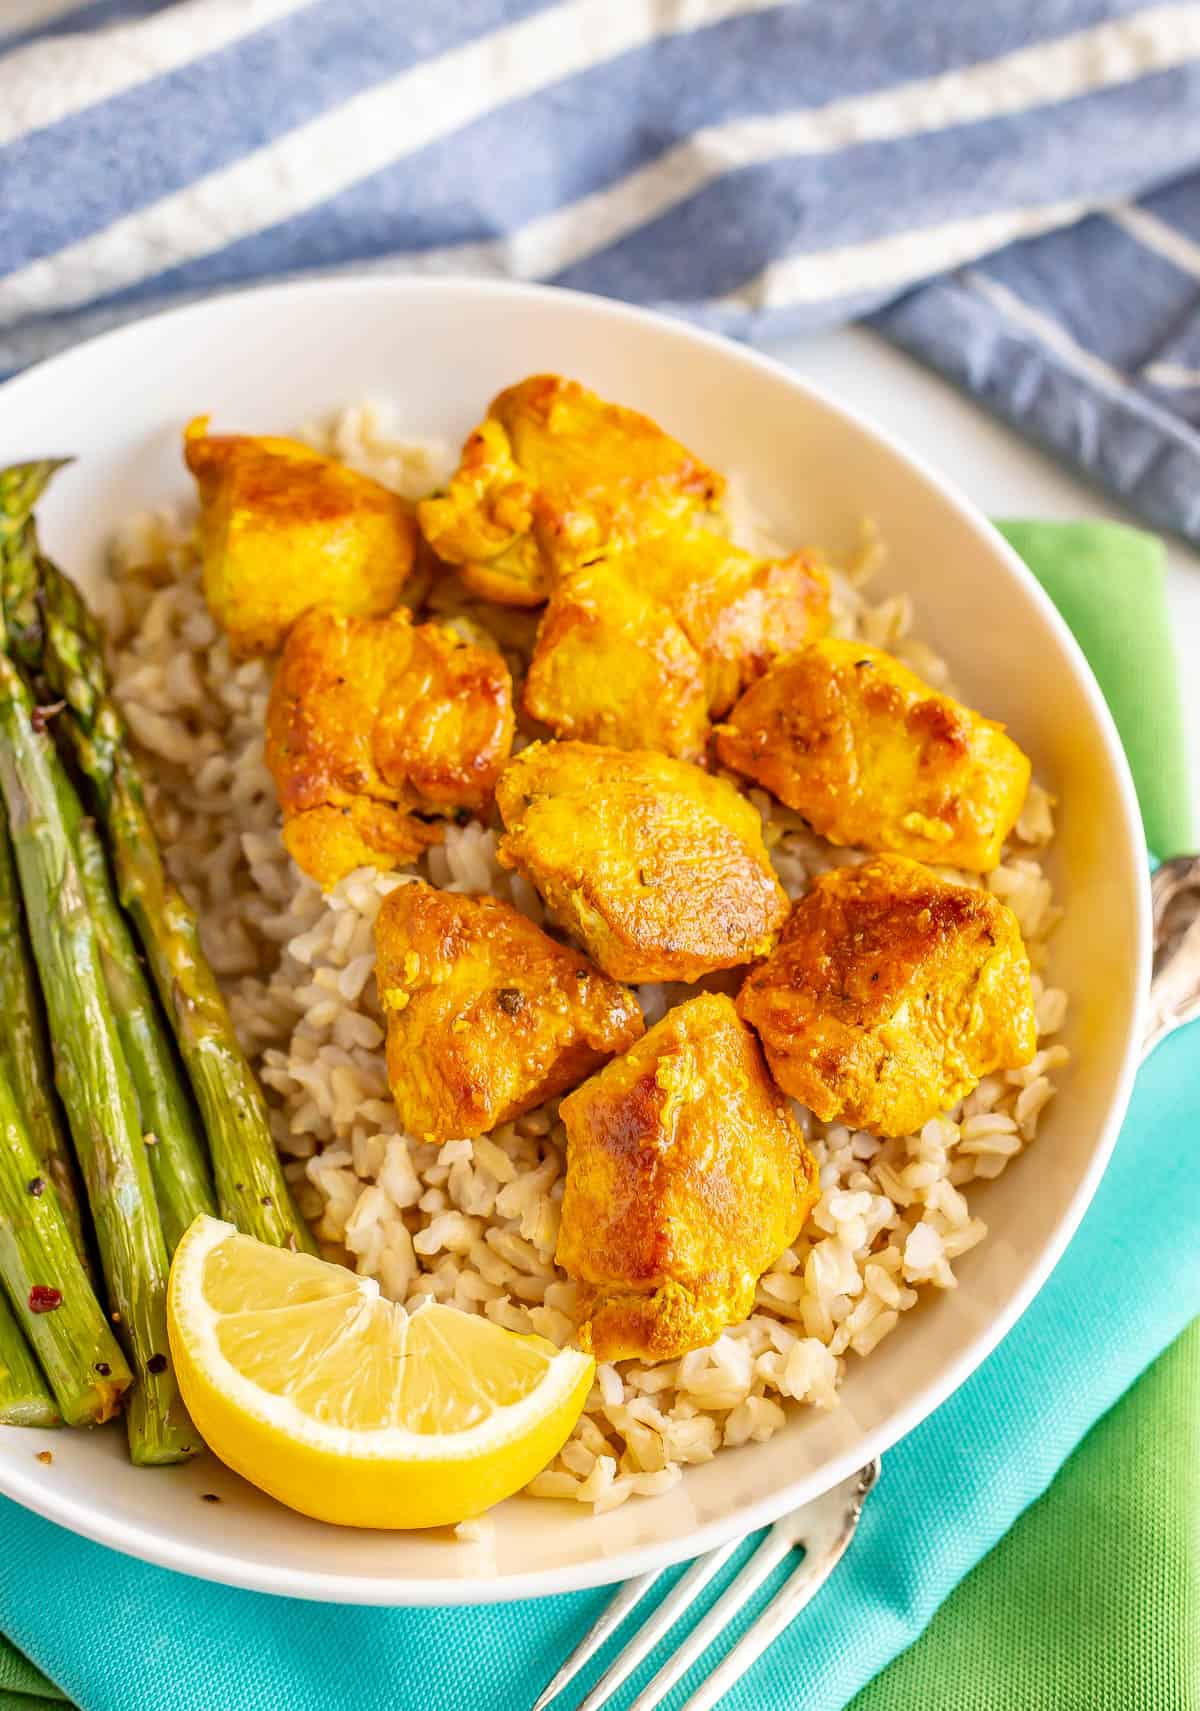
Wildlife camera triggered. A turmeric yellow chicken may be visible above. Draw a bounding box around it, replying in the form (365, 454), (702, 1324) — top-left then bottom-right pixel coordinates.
(628, 530), (831, 715)
(737, 856), (1037, 1138)
(184, 417), (418, 658)
(495, 742), (789, 983)
(265, 606), (514, 888)
(416, 374), (724, 607)
(557, 993), (819, 1361)
(375, 881), (643, 1141)
(523, 533), (830, 756)
(716, 639), (1031, 872)
(523, 563), (710, 760)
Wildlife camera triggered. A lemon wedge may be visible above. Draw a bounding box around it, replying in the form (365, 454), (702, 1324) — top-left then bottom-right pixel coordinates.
(167, 1215), (593, 1529)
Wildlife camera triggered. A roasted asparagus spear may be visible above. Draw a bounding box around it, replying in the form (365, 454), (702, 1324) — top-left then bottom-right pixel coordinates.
(0, 1292), (59, 1428)
(55, 772), (217, 1253)
(0, 636), (198, 1462)
(0, 1061), (130, 1426)
(0, 809), (90, 1263)
(0, 461), (311, 1253)
(33, 556), (314, 1253)
(0, 461), (67, 626)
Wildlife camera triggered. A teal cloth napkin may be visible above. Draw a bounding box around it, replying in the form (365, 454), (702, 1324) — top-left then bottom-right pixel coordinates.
(0, 520), (1196, 1710)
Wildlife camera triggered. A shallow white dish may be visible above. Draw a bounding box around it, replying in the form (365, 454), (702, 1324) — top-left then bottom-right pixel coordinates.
(0, 277), (1149, 1605)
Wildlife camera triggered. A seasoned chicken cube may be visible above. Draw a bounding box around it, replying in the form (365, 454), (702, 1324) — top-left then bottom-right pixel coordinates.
(266, 606), (514, 887)
(523, 564), (709, 761)
(737, 855), (1037, 1138)
(184, 417), (417, 658)
(496, 742), (789, 983)
(716, 639), (1031, 872)
(417, 375), (723, 606)
(375, 881), (644, 1141)
(629, 531), (831, 714)
(280, 802), (442, 893)
(557, 993), (819, 1361)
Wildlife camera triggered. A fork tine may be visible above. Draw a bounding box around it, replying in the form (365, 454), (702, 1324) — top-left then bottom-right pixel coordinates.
(677, 1465), (878, 1711)
(573, 1537), (741, 1711)
(624, 1525), (795, 1711)
(532, 1569), (661, 1711)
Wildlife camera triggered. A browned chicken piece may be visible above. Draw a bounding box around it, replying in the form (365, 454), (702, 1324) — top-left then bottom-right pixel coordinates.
(184, 417), (418, 658)
(375, 881), (644, 1141)
(716, 639), (1031, 872)
(737, 855), (1037, 1138)
(496, 742), (789, 984)
(522, 563), (710, 761)
(416, 375), (724, 606)
(266, 606), (514, 888)
(557, 993), (819, 1361)
(523, 533), (830, 758)
(280, 802), (443, 893)
(628, 530), (831, 714)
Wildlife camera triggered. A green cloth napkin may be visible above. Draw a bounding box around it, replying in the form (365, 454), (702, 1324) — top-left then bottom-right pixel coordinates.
(851, 1317), (1200, 1711)
(0, 518), (1193, 1709)
(997, 520), (1192, 858)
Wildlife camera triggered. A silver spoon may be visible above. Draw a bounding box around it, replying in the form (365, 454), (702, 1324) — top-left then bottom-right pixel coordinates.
(1145, 854), (1200, 1056)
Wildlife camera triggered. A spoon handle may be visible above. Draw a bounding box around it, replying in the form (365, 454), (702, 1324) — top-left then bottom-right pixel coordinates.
(1143, 855), (1200, 1059)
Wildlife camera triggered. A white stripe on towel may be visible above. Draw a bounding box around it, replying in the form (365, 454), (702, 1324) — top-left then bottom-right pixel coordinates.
(1143, 361), (1200, 387)
(1109, 202), (1200, 280)
(0, 0), (311, 147)
(726, 200), (1092, 311)
(961, 266), (1200, 438)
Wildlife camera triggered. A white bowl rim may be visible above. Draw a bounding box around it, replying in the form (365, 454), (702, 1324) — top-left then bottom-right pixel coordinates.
(0, 273), (1151, 1605)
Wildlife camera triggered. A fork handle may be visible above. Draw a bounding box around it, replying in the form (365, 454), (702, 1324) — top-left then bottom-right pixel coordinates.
(678, 1459), (881, 1711)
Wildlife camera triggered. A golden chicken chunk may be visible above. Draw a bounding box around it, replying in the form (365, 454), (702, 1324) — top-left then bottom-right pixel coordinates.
(417, 374), (723, 606)
(279, 801), (442, 892)
(716, 639), (1031, 872)
(375, 881), (644, 1141)
(495, 742), (789, 983)
(628, 530), (831, 715)
(523, 533), (830, 758)
(737, 856), (1037, 1138)
(523, 563), (710, 761)
(184, 417), (418, 658)
(266, 606), (514, 888)
(557, 993), (819, 1361)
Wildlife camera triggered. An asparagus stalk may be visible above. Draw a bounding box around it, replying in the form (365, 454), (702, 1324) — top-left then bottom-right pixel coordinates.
(55, 773), (217, 1253)
(0, 811), (90, 1263)
(32, 556), (315, 1254)
(0, 1292), (59, 1428)
(0, 461), (70, 690)
(0, 1060), (130, 1426)
(0, 644), (199, 1462)
(0, 462), (310, 1252)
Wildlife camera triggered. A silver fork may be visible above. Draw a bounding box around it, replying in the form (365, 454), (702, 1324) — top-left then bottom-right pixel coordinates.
(534, 855), (1200, 1711)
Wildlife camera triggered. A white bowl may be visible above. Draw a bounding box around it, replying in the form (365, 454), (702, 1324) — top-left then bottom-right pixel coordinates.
(0, 277), (1149, 1604)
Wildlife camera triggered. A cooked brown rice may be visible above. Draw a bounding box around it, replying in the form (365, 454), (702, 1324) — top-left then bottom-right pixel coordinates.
(101, 402), (1068, 1515)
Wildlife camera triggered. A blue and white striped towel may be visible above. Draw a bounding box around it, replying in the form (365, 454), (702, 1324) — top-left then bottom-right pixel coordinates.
(4, 0), (1200, 542)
